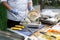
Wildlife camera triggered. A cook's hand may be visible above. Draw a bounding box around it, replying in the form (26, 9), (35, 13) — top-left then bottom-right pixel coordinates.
(29, 6), (34, 11)
(10, 9), (19, 15)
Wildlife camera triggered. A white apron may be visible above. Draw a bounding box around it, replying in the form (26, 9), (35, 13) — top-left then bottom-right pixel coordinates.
(7, 0), (28, 21)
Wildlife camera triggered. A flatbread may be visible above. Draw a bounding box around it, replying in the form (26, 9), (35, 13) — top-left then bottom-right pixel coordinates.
(28, 10), (40, 21)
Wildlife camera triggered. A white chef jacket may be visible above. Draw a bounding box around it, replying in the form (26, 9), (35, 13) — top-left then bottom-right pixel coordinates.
(1, 0), (32, 21)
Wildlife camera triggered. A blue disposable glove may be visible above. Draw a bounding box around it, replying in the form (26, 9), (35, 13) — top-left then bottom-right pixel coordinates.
(10, 9), (18, 15)
(29, 6), (34, 11)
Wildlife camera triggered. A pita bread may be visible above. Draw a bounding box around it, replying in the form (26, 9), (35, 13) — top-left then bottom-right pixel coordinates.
(28, 10), (40, 22)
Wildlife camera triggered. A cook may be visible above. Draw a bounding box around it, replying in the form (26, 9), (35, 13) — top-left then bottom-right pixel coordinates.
(1, 0), (34, 28)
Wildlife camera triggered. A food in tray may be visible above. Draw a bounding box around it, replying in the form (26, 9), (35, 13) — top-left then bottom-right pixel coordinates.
(11, 27), (22, 30)
(11, 25), (25, 30)
(40, 31), (60, 40)
(39, 33), (52, 40)
(56, 36), (60, 40)
(15, 25), (25, 28)
(47, 29), (60, 34)
(47, 22), (60, 34)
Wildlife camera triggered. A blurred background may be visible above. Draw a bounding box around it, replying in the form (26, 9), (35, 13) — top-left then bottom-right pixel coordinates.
(0, 0), (60, 40)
